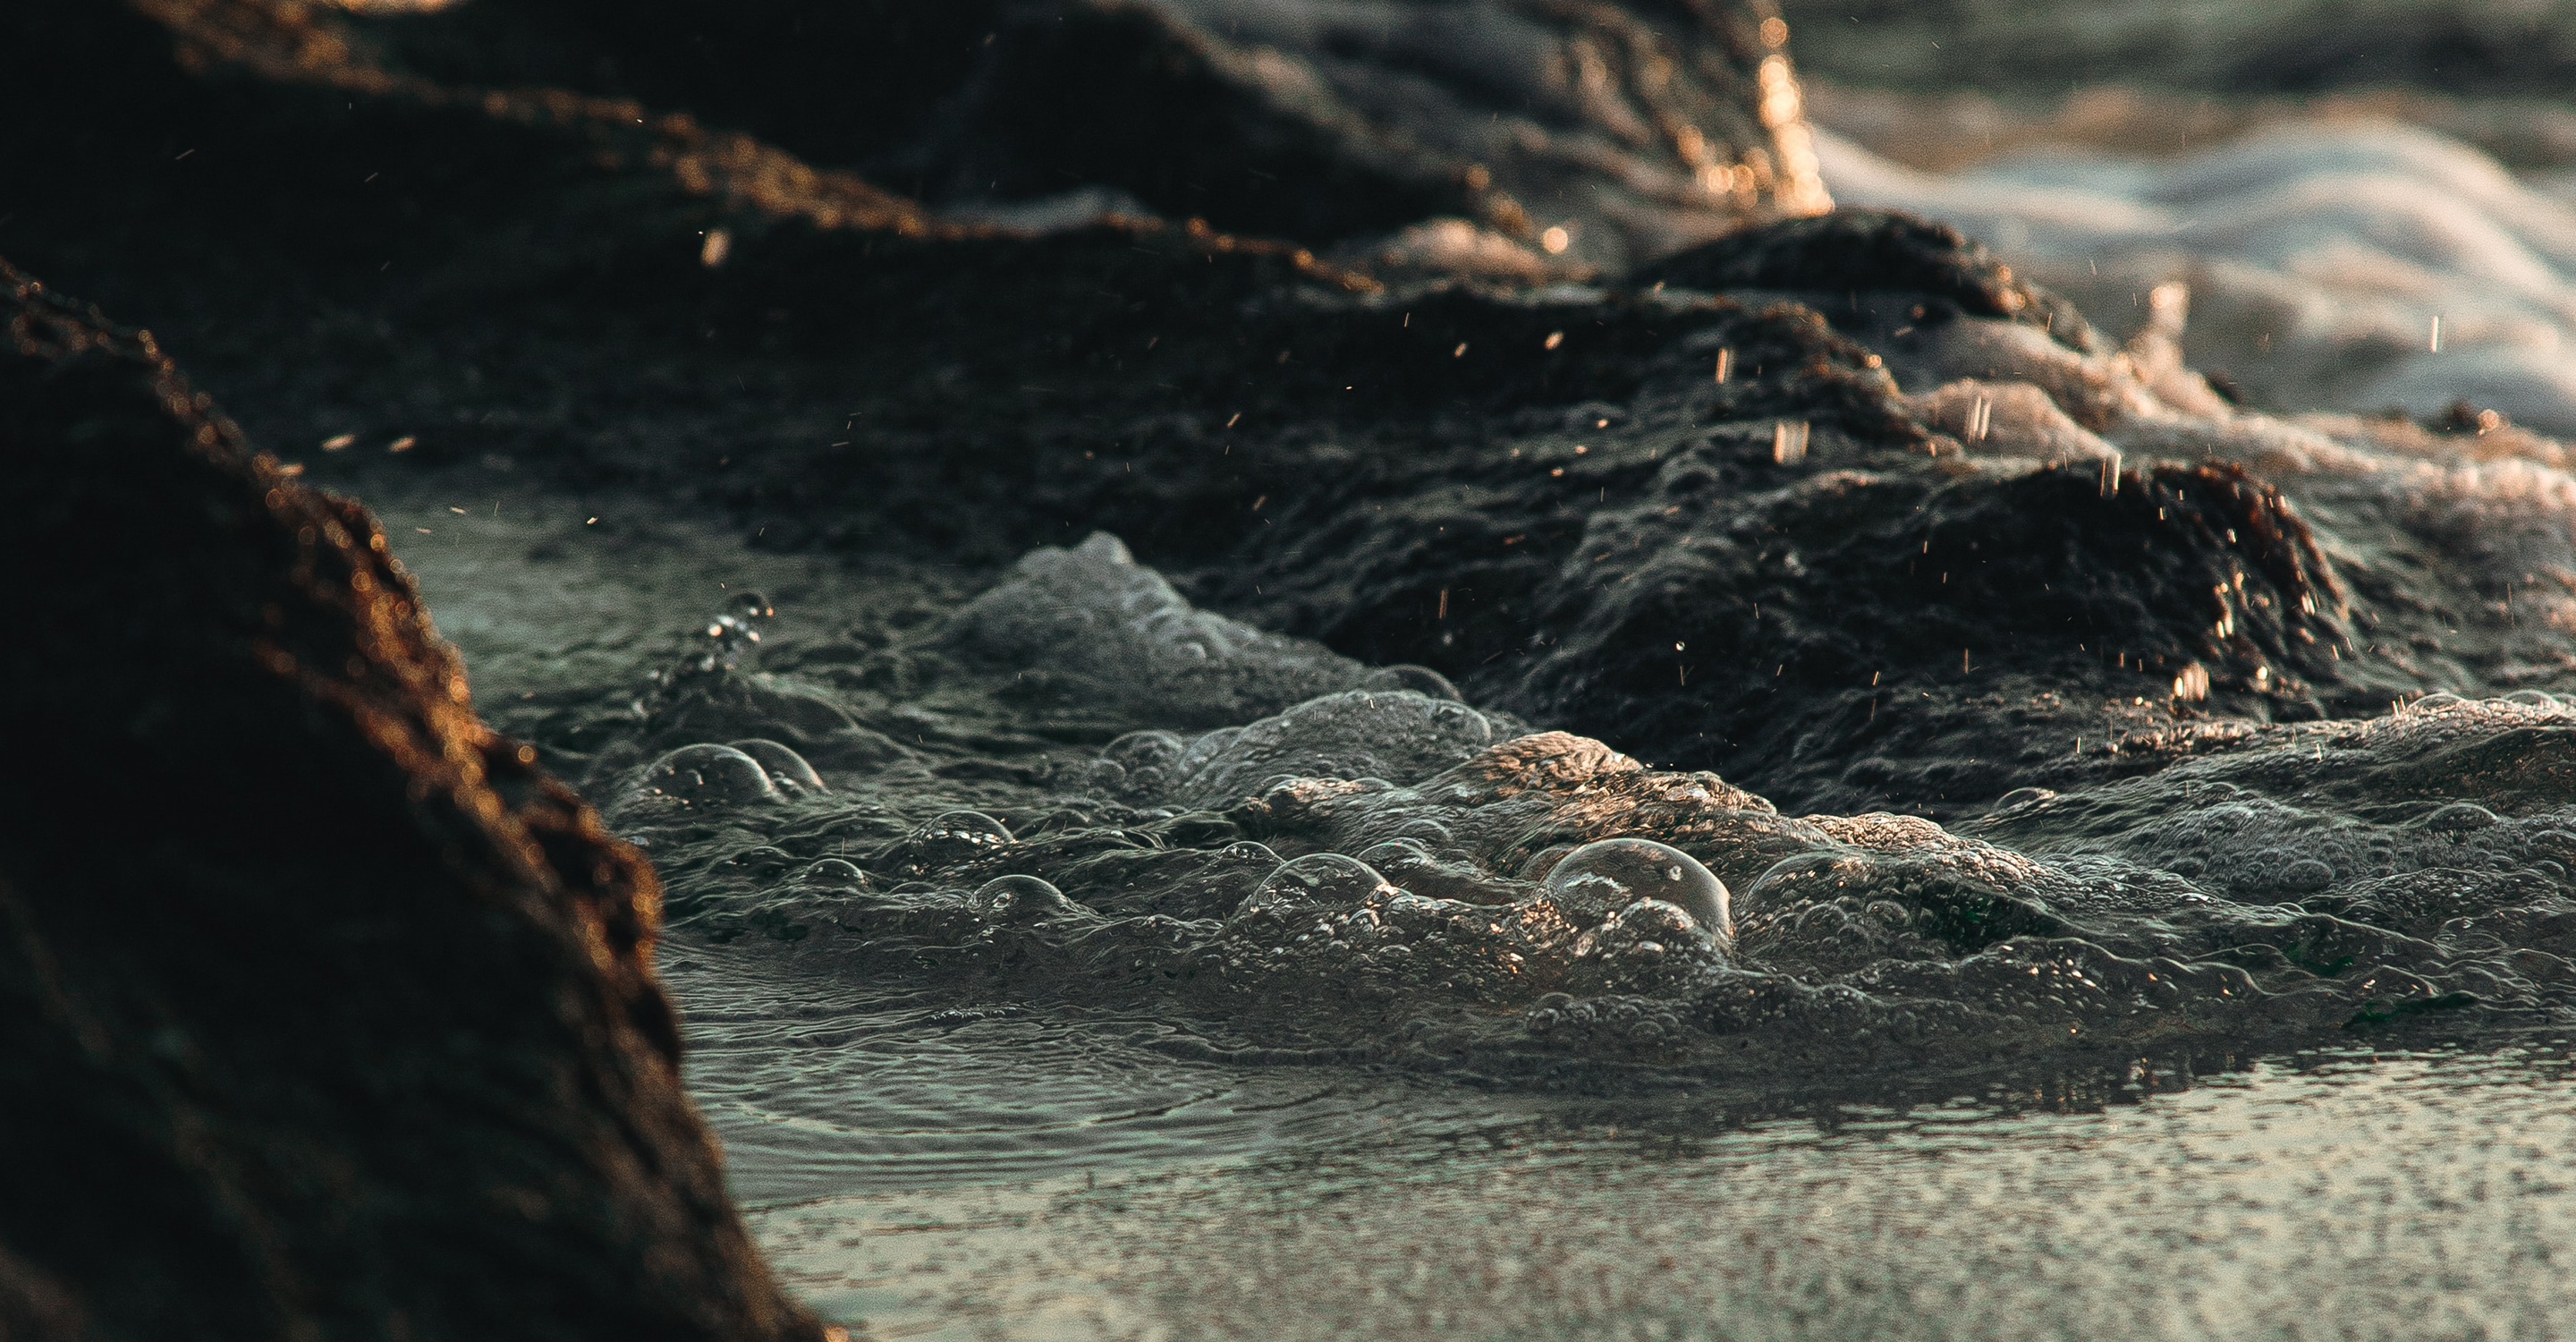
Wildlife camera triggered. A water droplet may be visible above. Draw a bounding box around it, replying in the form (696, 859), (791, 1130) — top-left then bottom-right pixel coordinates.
(678, 590), (776, 675)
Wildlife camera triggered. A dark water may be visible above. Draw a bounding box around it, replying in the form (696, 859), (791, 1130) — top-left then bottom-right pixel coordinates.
(376, 477), (2576, 1338)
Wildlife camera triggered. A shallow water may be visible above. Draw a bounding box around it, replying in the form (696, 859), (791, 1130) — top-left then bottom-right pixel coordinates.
(367, 478), (2576, 1338)
(741, 1042), (2576, 1342)
(555, 506), (2576, 1082)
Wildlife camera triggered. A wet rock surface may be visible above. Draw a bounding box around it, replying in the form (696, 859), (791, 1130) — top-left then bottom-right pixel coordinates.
(0, 267), (820, 1336)
(343, 0), (1828, 268)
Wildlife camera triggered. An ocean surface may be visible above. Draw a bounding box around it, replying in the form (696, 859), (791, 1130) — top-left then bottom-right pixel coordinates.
(22, 0), (2576, 1333)
(313, 6), (2576, 1332)
(377, 425), (2576, 1337)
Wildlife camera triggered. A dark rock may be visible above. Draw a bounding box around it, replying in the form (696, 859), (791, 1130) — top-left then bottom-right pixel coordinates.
(0, 261), (822, 1340)
(1488, 457), (2351, 808)
(352, 0), (1007, 170)
(2, 0), (2560, 834)
(908, 0), (1479, 243)
(1636, 208), (2112, 353)
(345, 0), (1829, 262)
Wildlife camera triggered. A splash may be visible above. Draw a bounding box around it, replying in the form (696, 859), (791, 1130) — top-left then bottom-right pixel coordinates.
(594, 539), (2576, 1083)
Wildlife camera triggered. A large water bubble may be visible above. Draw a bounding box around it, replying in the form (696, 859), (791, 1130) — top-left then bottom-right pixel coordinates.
(728, 737), (826, 794)
(1544, 838), (1732, 941)
(1238, 854), (1398, 919)
(1569, 899), (1727, 988)
(874, 809), (1018, 879)
(1354, 837), (1511, 904)
(639, 743), (776, 807)
(970, 875), (1085, 924)
(799, 858), (869, 890)
(924, 810), (1013, 844)
(1366, 664), (1462, 700)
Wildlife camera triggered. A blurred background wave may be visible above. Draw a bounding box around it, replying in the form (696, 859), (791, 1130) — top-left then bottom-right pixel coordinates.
(1784, 0), (2576, 431)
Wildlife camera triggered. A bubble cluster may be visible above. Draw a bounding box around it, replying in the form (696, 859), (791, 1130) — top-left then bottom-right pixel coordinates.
(598, 551), (2576, 1080)
(943, 533), (1394, 727)
(1165, 690), (1507, 811)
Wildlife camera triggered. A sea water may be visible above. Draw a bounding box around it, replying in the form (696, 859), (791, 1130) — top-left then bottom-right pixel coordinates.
(371, 459), (2576, 1339)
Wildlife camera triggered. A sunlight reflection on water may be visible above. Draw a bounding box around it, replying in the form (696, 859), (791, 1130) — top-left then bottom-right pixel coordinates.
(722, 1031), (2576, 1341)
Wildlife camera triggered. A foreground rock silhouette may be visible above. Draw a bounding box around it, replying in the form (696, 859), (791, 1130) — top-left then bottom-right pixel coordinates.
(0, 262), (824, 1339)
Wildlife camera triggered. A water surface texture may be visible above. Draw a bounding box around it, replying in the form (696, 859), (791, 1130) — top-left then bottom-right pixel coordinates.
(62, 0), (2576, 1333)
(745, 1047), (2575, 1342)
(379, 480), (2576, 1340)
